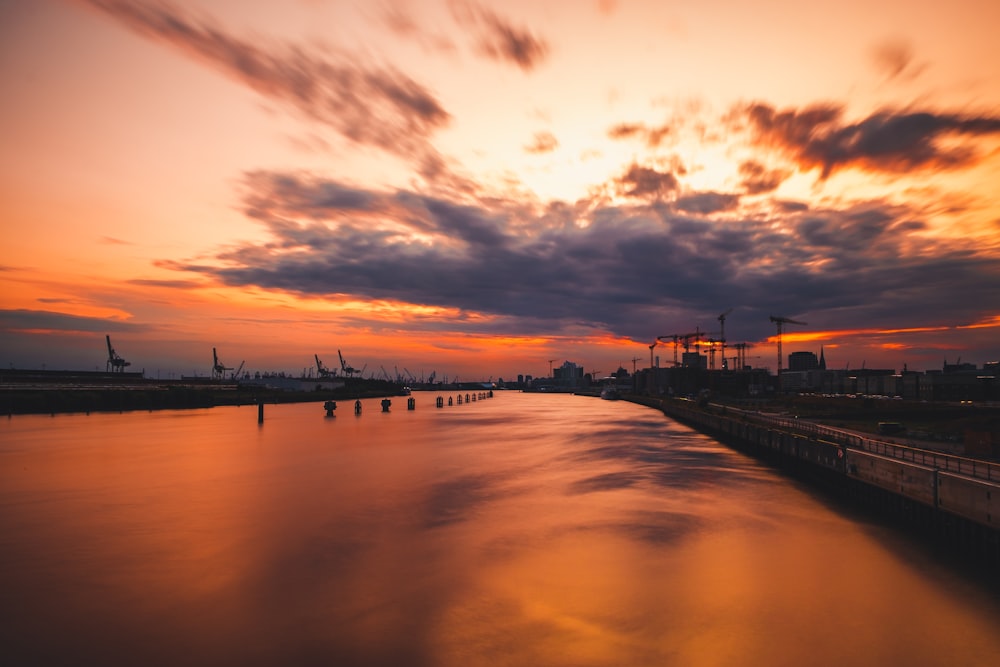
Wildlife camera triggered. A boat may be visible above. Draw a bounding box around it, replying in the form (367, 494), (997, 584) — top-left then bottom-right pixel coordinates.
(600, 386), (620, 400)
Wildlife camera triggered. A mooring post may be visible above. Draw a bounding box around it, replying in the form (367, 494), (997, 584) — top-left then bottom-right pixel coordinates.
(258, 400), (264, 424)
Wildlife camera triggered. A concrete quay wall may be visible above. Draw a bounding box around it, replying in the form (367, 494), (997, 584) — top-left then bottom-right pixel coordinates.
(630, 396), (1000, 565)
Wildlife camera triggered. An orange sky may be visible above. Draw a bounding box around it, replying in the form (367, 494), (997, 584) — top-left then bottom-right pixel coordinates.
(2, 0), (999, 380)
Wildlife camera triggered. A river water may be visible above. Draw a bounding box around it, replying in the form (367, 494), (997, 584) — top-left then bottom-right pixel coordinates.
(2, 391), (999, 666)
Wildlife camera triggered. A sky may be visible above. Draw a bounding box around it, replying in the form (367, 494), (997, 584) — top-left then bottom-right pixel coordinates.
(2, 0), (1000, 382)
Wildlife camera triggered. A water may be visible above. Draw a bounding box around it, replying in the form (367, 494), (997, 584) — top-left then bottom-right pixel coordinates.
(2, 392), (999, 666)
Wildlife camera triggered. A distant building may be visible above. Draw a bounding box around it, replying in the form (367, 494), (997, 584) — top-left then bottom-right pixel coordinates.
(788, 351), (819, 372)
(554, 361), (584, 388)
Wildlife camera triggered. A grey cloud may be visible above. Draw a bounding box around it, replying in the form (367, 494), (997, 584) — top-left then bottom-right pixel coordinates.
(0, 309), (140, 333)
(675, 192), (740, 215)
(741, 102), (1000, 178)
(162, 170), (1000, 347)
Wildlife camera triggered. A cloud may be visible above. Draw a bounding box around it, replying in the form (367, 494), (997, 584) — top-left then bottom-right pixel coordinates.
(739, 102), (1000, 178)
(449, 0), (549, 71)
(524, 131), (558, 154)
(0, 309), (140, 333)
(159, 170), (1000, 346)
(870, 39), (926, 82)
(79, 0), (451, 167)
(675, 192), (740, 214)
(614, 163), (679, 199)
(737, 160), (790, 194)
(607, 121), (671, 148)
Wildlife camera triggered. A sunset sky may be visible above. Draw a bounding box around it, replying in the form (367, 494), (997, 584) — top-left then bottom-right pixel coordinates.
(2, 0), (999, 381)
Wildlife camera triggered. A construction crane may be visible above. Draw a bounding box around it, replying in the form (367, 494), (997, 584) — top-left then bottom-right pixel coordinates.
(105, 335), (130, 373)
(718, 308), (733, 369)
(338, 350), (358, 378)
(656, 335), (680, 366)
(769, 315), (807, 375)
(731, 342), (752, 370)
(547, 359), (560, 377)
(212, 348), (232, 380)
(315, 354), (335, 378)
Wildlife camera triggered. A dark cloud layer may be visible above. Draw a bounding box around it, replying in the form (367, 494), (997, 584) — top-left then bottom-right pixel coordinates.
(163, 170), (1000, 345)
(741, 103), (1000, 178)
(81, 0), (450, 168)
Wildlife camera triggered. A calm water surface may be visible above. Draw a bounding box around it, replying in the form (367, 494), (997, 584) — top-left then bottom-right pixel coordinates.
(2, 392), (999, 666)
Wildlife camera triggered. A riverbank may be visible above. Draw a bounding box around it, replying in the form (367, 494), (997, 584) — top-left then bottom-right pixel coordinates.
(1, 379), (408, 416)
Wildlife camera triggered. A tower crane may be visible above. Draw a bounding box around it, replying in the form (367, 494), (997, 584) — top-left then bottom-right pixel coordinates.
(547, 359), (560, 378)
(212, 348), (232, 380)
(768, 315), (807, 375)
(105, 335), (130, 373)
(718, 308), (733, 369)
(656, 334), (680, 366)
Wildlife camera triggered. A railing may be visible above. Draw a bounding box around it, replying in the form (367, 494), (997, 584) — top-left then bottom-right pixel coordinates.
(721, 405), (1000, 483)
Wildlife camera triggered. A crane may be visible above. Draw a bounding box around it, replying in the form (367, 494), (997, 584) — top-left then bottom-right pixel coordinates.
(769, 315), (807, 375)
(547, 359), (560, 377)
(718, 308), (733, 369)
(231, 360), (245, 381)
(315, 354), (334, 378)
(338, 350), (358, 378)
(656, 334), (681, 366)
(212, 347), (232, 380)
(105, 335), (130, 373)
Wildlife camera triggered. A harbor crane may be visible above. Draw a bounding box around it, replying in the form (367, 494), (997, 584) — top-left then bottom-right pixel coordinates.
(315, 354), (334, 378)
(338, 350), (358, 378)
(231, 360), (245, 381)
(105, 335), (130, 373)
(718, 308), (733, 369)
(769, 315), (807, 375)
(212, 347), (232, 380)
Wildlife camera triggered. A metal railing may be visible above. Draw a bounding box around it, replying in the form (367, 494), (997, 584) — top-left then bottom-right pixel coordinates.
(726, 406), (1000, 483)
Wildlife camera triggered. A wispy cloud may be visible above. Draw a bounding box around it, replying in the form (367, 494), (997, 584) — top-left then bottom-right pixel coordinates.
(738, 102), (1000, 179)
(870, 38), (927, 82)
(607, 121), (672, 148)
(79, 0), (451, 169)
(0, 309), (139, 333)
(448, 0), (549, 71)
(524, 131), (558, 154)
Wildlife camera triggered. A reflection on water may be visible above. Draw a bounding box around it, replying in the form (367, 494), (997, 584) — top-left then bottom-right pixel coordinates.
(2, 393), (999, 666)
